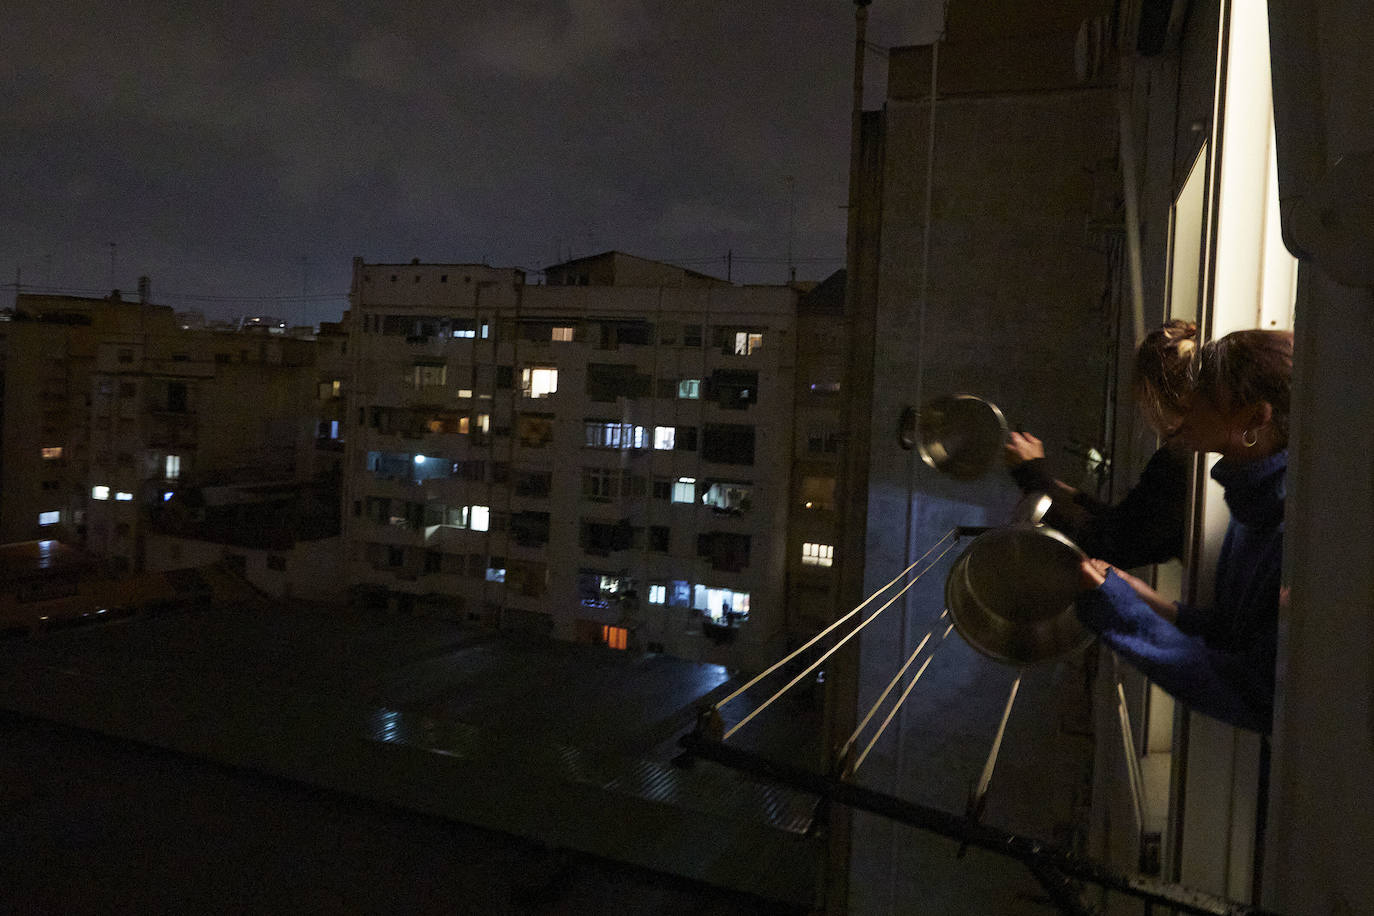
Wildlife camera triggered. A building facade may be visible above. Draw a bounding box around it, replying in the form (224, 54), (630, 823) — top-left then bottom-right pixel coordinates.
(342, 255), (805, 668)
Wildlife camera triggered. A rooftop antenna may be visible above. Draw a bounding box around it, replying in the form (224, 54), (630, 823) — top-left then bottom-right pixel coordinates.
(109, 242), (117, 288)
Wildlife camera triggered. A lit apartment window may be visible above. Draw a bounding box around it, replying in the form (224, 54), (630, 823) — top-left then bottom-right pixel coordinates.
(694, 586), (750, 621)
(648, 584), (667, 605)
(733, 332), (764, 355)
(457, 388), (474, 399)
(602, 625), (628, 651)
(809, 380), (842, 394)
(91, 486), (110, 501)
(671, 580), (691, 606)
(451, 321), (476, 339)
(672, 477), (696, 504)
(38, 510), (60, 526)
(584, 421), (646, 450)
(521, 367), (558, 398)
(41, 446), (63, 460)
(653, 426), (675, 450)
(115, 491), (134, 501)
(474, 413), (490, 433)
(551, 326), (575, 342)
(165, 454), (181, 480)
(677, 379), (701, 399)
(802, 542), (835, 567)
(469, 505), (490, 532)
(485, 562), (506, 583)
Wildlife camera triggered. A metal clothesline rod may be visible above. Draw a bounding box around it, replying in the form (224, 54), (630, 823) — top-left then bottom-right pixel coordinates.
(968, 672), (1023, 824)
(720, 538), (962, 741)
(675, 732), (1280, 916)
(713, 528), (959, 714)
(850, 623), (956, 774)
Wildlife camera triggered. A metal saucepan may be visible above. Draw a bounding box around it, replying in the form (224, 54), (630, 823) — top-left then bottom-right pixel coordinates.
(904, 394), (1010, 480)
(944, 503), (1092, 666)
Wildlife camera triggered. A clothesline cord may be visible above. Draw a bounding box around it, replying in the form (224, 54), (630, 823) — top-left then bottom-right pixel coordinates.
(714, 528), (959, 714)
(851, 623), (956, 773)
(842, 609), (949, 761)
(721, 538), (962, 742)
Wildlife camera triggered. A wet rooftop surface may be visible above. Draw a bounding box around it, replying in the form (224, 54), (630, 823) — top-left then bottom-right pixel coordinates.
(0, 605), (825, 910)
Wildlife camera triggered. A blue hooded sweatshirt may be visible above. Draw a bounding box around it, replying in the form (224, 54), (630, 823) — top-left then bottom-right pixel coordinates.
(1076, 450), (1286, 733)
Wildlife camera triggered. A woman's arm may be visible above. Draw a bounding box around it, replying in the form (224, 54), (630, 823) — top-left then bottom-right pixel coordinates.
(1079, 558), (1178, 622)
(1075, 571), (1272, 732)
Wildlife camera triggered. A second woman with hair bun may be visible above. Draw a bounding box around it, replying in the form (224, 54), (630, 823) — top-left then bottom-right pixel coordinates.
(1005, 319), (1197, 568)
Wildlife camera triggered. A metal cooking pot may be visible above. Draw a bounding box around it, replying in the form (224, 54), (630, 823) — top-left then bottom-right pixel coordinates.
(911, 394), (1009, 480)
(945, 503), (1092, 666)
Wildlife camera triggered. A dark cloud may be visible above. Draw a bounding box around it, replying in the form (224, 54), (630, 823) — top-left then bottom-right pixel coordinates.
(2, 1), (941, 326)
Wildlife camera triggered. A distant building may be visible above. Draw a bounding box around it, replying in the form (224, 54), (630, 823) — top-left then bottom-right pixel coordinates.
(342, 256), (816, 667)
(542, 250), (731, 289)
(0, 291), (340, 585)
(786, 270), (848, 638)
(0, 291), (171, 547)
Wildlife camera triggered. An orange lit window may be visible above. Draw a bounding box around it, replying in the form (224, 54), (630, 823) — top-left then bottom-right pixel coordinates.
(42, 446), (63, 460)
(602, 625), (628, 650)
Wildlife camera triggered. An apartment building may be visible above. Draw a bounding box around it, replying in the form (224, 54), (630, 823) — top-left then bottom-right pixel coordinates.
(786, 270), (848, 639)
(0, 291), (176, 547)
(342, 254), (803, 667)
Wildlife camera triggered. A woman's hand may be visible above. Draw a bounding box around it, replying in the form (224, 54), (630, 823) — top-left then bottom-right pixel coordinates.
(1004, 431), (1045, 467)
(1078, 557), (1179, 623)
(1079, 557), (1110, 590)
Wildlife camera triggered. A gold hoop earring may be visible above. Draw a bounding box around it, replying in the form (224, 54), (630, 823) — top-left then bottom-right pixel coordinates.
(1242, 428), (1258, 448)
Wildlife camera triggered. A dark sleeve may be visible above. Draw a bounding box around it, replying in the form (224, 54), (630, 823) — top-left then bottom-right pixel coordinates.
(1076, 572), (1271, 732)
(1009, 458), (1056, 494)
(1073, 447), (1189, 568)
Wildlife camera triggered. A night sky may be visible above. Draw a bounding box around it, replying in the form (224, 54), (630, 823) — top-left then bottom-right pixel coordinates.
(3, 2), (942, 328)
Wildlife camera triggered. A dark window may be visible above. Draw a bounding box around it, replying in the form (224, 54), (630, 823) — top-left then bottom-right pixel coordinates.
(495, 365), (514, 389)
(266, 555), (287, 571)
(166, 382), (189, 413)
(697, 532), (752, 572)
(675, 426), (699, 451)
(586, 363), (651, 401)
(514, 471), (552, 498)
(511, 511), (551, 547)
(683, 324), (703, 348)
(703, 424), (755, 465)
(706, 369), (758, 409)
(580, 520), (636, 556)
(649, 526), (671, 552)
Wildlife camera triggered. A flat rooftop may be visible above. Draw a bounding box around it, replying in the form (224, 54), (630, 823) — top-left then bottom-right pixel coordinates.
(0, 603), (823, 909)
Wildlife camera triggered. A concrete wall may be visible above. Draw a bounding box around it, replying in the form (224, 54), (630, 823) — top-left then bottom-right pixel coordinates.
(1262, 1), (1374, 912)
(845, 12), (1117, 910)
